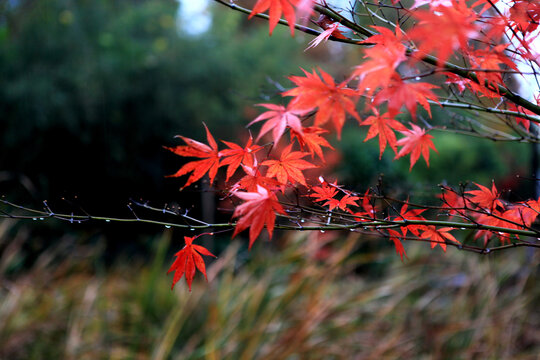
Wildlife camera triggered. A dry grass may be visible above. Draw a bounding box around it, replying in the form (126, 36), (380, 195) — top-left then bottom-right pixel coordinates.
(0, 221), (538, 359)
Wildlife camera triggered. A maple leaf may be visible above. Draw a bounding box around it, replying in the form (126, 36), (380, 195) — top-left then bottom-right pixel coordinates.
(233, 163), (281, 192)
(439, 188), (466, 217)
(503, 198), (540, 227)
(352, 190), (379, 220)
(360, 109), (407, 158)
(248, 103), (306, 145)
(509, 0), (540, 35)
(474, 210), (518, 245)
(219, 137), (262, 181)
(397, 203), (426, 236)
(233, 185), (286, 248)
(395, 123), (438, 170)
(291, 126), (334, 161)
(353, 25), (406, 94)
(168, 236), (216, 291)
(373, 75), (439, 119)
(306, 21), (346, 51)
(409, 1), (478, 66)
(165, 124), (221, 189)
(262, 143), (317, 186)
(249, 0), (299, 36)
(325, 194), (360, 212)
(466, 45), (517, 92)
(420, 226), (460, 251)
(443, 72), (500, 99)
(309, 182), (339, 203)
(466, 182), (504, 210)
(388, 229), (408, 261)
(283, 68), (359, 138)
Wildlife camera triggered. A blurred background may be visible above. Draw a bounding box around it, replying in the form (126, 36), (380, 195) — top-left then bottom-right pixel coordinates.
(0, 0), (538, 358)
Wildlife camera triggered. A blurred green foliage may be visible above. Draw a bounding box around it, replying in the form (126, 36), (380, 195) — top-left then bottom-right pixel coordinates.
(0, 0), (311, 207)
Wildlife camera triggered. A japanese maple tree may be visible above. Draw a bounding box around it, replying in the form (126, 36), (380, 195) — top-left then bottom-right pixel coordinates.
(170, 0), (540, 288)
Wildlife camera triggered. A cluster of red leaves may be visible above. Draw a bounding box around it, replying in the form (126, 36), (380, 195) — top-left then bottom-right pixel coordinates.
(164, 0), (540, 290)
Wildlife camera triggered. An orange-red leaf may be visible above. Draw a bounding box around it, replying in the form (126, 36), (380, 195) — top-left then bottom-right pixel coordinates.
(388, 229), (408, 261)
(395, 123), (438, 170)
(409, 1), (478, 66)
(233, 185), (286, 248)
(232, 163), (282, 192)
(248, 103), (306, 144)
(165, 124), (221, 189)
(168, 236), (216, 291)
(360, 109), (407, 158)
(262, 143), (317, 186)
(291, 126), (333, 161)
(219, 137), (262, 181)
(420, 226), (460, 252)
(283, 68), (359, 138)
(466, 182), (504, 210)
(373, 75), (439, 119)
(249, 0), (299, 36)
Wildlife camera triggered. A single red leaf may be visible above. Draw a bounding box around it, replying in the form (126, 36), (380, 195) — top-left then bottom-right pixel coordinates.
(395, 123), (438, 170)
(388, 229), (408, 261)
(248, 103), (306, 145)
(420, 226), (460, 252)
(165, 124), (221, 189)
(353, 25), (407, 94)
(373, 75), (439, 119)
(291, 126), (334, 161)
(397, 203), (427, 237)
(233, 185), (286, 248)
(466, 182), (504, 210)
(439, 188), (466, 218)
(409, 1), (478, 66)
(168, 236), (216, 291)
(283, 68), (359, 138)
(262, 143), (317, 186)
(306, 21), (346, 51)
(219, 137), (262, 181)
(249, 0), (299, 36)
(232, 163), (282, 192)
(360, 109), (407, 158)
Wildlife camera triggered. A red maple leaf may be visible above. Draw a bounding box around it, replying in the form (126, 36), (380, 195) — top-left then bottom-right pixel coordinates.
(439, 188), (466, 217)
(474, 209), (518, 245)
(233, 185), (286, 248)
(409, 1), (478, 66)
(291, 126), (334, 161)
(397, 203), (427, 236)
(306, 21), (347, 51)
(232, 163), (281, 192)
(395, 123), (438, 170)
(373, 75), (439, 119)
(466, 45), (517, 92)
(248, 103), (306, 145)
(353, 25), (407, 94)
(420, 226), (460, 252)
(309, 181), (339, 203)
(249, 0), (299, 36)
(168, 235), (216, 291)
(503, 198), (540, 227)
(360, 108), (407, 158)
(283, 68), (359, 138)
(325, 194), (360, 212)
(388, 229), (408, 261)
(165, 124), (221, 189)
(262, 143), (317, 186)
(466, 182), (504, 210)
(219, 137), (262, 181)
